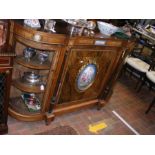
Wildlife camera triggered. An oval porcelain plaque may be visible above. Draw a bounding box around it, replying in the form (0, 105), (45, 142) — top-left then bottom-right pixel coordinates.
(76, 63), (97, 91)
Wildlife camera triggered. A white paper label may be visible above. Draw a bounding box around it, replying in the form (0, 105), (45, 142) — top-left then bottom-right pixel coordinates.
(95, 40), (106, 46)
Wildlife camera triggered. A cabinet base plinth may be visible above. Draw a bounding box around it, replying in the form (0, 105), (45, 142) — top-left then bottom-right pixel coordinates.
(97, 100), (106, 110)
(45, 113), (55, 125)
(53, 99), (99, 116)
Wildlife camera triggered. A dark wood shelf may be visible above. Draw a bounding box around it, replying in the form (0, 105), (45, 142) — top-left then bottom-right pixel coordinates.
(9, 97), (40, 115)
(12, 79), (45, 93)
(15, 56), (51, 70)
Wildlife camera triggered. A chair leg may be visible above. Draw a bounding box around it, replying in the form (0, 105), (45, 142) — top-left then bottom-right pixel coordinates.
(145, 97), (155, 114)
(129, 69), (133, 77)
(135, 76), (143, 90)
(119, 66), (125, 78)
(135, 79), (140, 89)
(149, 85), (152, 91)
(137, 78), (145, 92)
(124, 65), (129, 76)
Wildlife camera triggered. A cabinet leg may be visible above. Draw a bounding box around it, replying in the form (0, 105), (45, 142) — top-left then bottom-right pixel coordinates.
(0, 124), (8, 135)
(45, 113), (55, 125)
(97, 100), (106, 110)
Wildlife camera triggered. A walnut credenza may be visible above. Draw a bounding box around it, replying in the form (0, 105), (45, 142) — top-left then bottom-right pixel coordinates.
(8, 21), (133, 124)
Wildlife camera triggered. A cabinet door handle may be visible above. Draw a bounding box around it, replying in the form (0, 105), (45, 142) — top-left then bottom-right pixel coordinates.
(33, 34), (42, 42)
(6, 70), (10, 74)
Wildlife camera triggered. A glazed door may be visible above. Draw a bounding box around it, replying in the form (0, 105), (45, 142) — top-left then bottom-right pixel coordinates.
(57, 46), (122, 104)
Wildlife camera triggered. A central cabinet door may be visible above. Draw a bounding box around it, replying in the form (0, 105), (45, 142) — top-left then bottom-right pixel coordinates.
(58, 46), (121, 104)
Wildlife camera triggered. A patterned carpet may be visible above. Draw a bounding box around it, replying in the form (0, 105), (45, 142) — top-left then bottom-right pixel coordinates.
(35, 125), (78, 135)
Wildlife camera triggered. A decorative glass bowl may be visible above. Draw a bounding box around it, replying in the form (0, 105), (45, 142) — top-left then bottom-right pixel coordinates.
(97, 21), (119, 36)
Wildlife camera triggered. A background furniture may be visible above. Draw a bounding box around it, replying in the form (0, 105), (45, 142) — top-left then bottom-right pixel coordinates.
(124, 57), (150, 90)
(122, 34), (155, 91)
(136, 69), (155, 114)
(8, 20), (132, 124)
(139, 70), (155, 114)
(122, 31), (155, 114)
(0, 20), (14, 134)
(0, 53), (14, 134)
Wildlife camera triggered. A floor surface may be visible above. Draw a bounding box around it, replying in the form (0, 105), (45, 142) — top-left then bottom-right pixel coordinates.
(7, 75), (155, 135)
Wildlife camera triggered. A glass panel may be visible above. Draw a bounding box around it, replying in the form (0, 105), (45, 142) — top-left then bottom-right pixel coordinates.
(10, 41), (55, 114)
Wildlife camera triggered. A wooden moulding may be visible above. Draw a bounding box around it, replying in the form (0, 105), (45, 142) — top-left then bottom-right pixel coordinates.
(12, 79), (45, 93)
(13, 22), (67, 45)
(15, 56), (51, 70)
(15, 35), (63, 51)
(68, 36), (123, 47)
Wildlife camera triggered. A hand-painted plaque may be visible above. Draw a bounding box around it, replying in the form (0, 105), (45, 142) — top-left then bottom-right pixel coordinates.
(76, 63), (97, 91)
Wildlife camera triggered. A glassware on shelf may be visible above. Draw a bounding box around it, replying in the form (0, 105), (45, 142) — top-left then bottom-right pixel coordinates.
(44, 19), (56, 33)
(21, 93), (41, 112)
(22, 71), (41, 85)
(23, 47), (36, 62)
(37, 52), (49, 64)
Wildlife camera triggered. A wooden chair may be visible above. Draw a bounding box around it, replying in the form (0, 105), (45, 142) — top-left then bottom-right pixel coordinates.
(123, 37), (155, 90)
(145, 71), (155, 114)
(123, 55), (150, 89)
(136, 57), (155, 91)
(123, 36), (155, 114)
(136, 63), (155, 114)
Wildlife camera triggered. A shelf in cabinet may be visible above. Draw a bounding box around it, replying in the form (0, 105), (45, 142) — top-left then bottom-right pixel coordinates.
(8, 96), (44, 122)
(12, 79), (45, 93)
(15, 56), (51, 70)
(9, 97), (40, 115)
